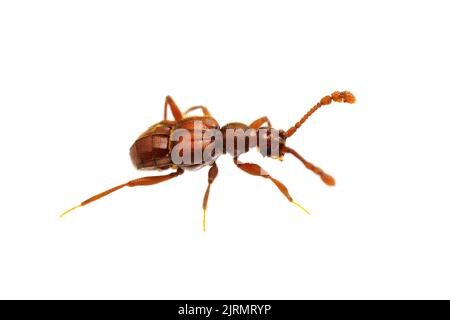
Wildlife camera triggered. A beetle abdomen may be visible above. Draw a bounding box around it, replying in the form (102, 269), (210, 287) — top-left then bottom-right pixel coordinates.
(130, 120), (175, 170)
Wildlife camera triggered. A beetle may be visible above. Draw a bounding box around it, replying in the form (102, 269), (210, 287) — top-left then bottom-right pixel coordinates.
(61, 91), (356, 231)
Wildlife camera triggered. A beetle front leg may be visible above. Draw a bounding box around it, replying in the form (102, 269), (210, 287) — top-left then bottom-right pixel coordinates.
(233, 158), (310, 215)
(249, 116), (272, 129)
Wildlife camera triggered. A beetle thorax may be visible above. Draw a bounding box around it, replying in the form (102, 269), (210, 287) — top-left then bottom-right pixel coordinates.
(220, 122), (286, 159)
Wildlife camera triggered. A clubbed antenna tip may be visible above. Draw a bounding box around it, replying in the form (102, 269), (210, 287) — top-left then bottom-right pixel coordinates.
(286, 91), (356, 138)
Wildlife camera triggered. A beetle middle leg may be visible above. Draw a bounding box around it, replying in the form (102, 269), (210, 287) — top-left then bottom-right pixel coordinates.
(249, 116), (272, 129)
(183, 105), (212, 117)
(233, 158), (310, 214)
(202, 162), (218, 232)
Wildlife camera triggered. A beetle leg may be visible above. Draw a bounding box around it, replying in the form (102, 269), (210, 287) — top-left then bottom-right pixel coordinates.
(183, 105), (212, 117)
(249, 116), (272, 129)
(61, 168), (184, 217)
(164, 95), (183, 121)
(233, 158), (310, 215)
(202, 162), (219, 232)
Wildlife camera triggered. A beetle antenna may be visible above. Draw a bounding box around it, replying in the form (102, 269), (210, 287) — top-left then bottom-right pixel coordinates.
(283, 146), (336, 186)
(285, 91), (356, 138)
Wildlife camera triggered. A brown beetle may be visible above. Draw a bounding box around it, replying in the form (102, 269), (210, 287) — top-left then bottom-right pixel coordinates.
(62, 92), (356, 231)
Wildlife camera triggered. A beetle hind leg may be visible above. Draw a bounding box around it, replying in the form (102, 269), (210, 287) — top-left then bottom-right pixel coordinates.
(61, 168), (184, 218)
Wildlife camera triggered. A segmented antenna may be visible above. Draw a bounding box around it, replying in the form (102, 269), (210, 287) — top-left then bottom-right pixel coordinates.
(285, 91), (356, 138)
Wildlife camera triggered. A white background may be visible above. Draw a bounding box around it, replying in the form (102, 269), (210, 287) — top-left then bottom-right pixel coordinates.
(1, 1), (449, 299)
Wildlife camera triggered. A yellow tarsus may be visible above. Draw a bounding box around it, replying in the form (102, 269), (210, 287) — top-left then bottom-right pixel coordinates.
(203, 209), (207, 232)
(291, 200), (311, 215)
(60, 204), (81, 218)
(203, 209), (206, 232)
